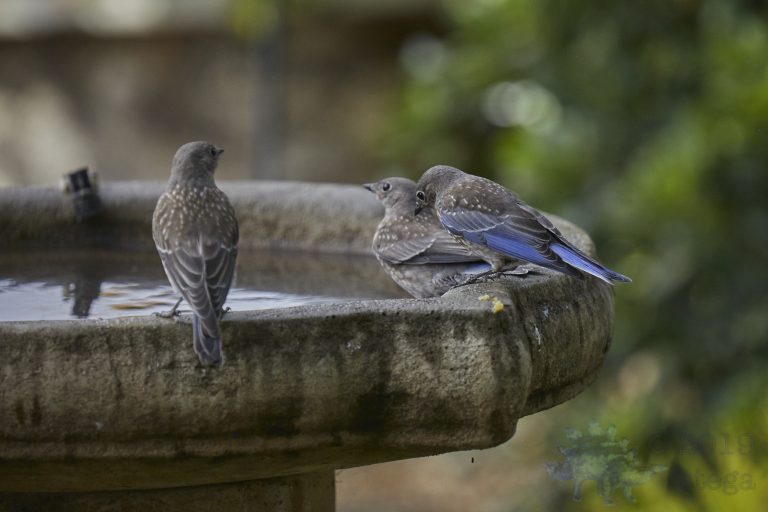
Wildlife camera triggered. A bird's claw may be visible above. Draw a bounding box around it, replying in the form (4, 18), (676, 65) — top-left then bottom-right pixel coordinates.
(154, 298), (183, 320)
(459, 265), (536, 287)
(471, 272), (506, 284)
(459, 269), (500, 286)
(154, 310), (179, 319)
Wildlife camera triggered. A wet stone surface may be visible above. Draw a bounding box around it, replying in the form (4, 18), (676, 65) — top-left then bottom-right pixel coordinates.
(0, 249), (407, 321)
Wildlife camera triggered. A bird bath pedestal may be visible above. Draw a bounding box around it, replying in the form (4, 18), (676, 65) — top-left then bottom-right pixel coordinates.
(0, 182), (615, 511)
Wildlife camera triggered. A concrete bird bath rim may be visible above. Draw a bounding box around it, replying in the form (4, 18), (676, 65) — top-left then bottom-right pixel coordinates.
(0, 181), (615, 511)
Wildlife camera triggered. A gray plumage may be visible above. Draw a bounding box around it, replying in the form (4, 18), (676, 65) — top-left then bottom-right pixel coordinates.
(415, 165), (631, 284)
(152, 141), (239, 366)
(365, 177), (490, 298)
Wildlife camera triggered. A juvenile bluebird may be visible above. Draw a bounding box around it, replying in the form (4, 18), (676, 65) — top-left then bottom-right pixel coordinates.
(414, 165), (631, 284)
(152, 141), (239, 366)
(365, 177), (492, 298)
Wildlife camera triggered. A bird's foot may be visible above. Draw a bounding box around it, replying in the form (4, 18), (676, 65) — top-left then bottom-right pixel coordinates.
(471, 271), (508, 284)
(154, 309), (180, 319)
(218, 307), (231, 321)
(461, 265), (537, 286)
(461, 269), (501, 285)
(154, 298), (183, 320)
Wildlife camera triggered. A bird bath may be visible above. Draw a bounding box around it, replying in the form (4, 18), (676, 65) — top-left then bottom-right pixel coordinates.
(0, 181), (615, 511)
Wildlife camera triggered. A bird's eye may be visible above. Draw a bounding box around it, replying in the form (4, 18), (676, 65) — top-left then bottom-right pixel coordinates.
(381, 182), (391, 192)
(416, 191), (426, 201)
(209, 147), (218, 157)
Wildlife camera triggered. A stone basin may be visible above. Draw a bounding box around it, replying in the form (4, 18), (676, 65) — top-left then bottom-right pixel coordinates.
(0, 181), (614, 511)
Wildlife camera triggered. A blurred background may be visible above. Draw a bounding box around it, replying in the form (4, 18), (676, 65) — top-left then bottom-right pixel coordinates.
(2, 0), (768, 510)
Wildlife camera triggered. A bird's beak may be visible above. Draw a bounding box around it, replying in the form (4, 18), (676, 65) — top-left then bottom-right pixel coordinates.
(414, 204), (423, 215)
(363, 183), (375, 192)
(215, 147), (224, 157)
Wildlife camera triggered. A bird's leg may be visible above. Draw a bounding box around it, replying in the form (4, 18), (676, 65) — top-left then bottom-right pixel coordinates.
(460, 268), (500, 285)
(155, 297), (183, 319)
(459, 263), (535, 287)
(454, 268), (504, 288)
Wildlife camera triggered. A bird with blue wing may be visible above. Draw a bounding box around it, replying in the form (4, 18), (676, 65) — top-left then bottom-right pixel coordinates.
(365, 177), (493, 298)
(414, 165), (631, 284)
(152, 141), (239, 366)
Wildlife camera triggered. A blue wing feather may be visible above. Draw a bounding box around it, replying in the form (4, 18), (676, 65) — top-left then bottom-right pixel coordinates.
(484, 231), (554, 267)
(551, 243), (631, 283)
(440, 202), (629, 283)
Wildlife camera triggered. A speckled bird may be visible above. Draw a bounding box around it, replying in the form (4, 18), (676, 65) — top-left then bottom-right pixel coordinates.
(152, 141), (239, 366)
(365, 177), (491, 298)
(415, 165), (631, 284)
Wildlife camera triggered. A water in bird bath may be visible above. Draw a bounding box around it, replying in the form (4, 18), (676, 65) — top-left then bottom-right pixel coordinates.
(0, 249), (406, 321)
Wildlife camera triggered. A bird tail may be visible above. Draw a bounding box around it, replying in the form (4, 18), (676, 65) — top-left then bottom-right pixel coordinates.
(192, 314), (223, 366)
(551, 243), (631, 284)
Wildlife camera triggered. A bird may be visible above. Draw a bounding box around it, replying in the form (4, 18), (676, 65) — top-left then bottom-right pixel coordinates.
(152, 141), (239, 366)
(414, 165), (631, 284)
(364, 177), (493, 298)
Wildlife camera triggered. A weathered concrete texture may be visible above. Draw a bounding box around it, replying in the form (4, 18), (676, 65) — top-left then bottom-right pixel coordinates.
(0, 297), (533, 491)
(0, 471), (334, 512)
(0, 181), (615, 497)
(445, 273), (614, 416)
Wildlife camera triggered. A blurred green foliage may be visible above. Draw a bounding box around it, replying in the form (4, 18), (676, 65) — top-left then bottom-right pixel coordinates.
(230, 0), (279, 40)
(380, 0), (768, 508)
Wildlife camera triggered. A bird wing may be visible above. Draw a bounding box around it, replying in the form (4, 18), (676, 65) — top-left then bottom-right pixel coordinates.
(509, 199), (629, 282)
(156, 241), (216, 330)
(411, 228), (481, 264)
(374, 220), (479, 265)
(200, 239), (238, 312)
(437, 183), (580, 276)
(157, 239), (237, 333)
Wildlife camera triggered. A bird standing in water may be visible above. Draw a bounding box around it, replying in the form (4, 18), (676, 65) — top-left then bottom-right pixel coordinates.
(152, 141), (239, 366)
(415, 165), (631, 284)
(365, 177), (492, 298)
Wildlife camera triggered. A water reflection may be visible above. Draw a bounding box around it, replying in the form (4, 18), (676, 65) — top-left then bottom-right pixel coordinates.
(64, 276), (102, 318)
(0, 249), (407, 321)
